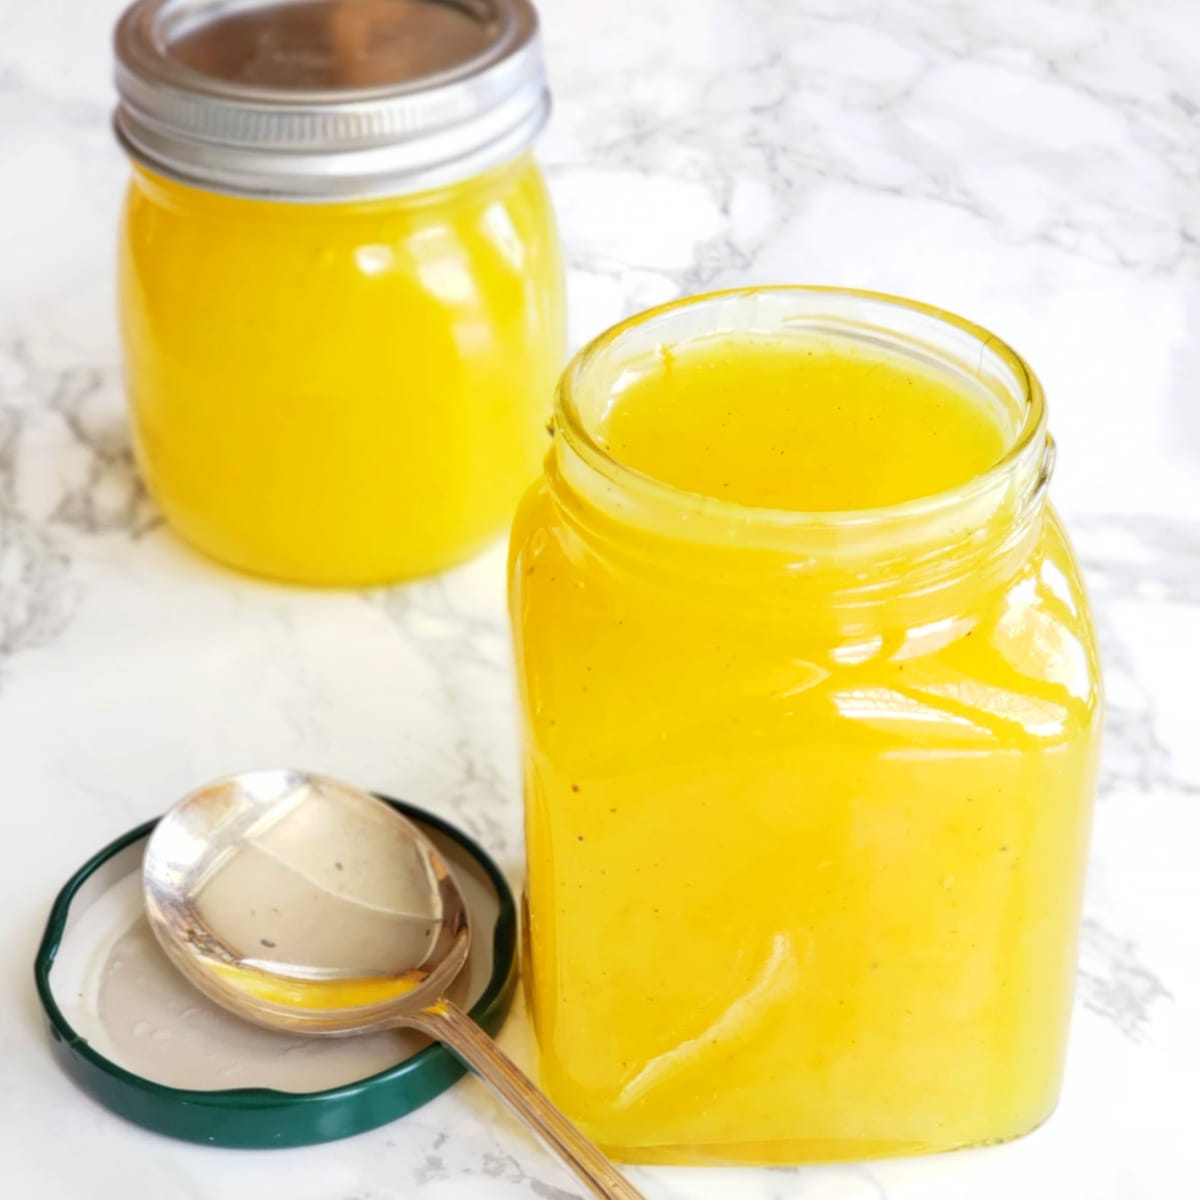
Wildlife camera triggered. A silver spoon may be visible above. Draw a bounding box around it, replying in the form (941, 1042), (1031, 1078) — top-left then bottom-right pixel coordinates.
(143, 769), (645, 1200)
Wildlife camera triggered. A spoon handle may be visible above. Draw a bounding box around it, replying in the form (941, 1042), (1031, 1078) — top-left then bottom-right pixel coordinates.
(411, 999), (649, 1200)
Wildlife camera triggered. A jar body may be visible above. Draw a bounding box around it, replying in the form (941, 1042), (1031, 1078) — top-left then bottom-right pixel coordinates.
(119, 155), (564, 584)
(509, 292), (1102, 1164)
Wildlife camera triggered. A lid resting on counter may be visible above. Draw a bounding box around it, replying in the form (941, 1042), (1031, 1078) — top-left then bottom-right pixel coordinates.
(35, 795), (517, 1149)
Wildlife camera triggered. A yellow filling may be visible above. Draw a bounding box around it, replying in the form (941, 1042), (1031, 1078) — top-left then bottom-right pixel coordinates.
(602, 336), (1008, 510)
(209, 961), (420, 1014)
(119, 156), (564, 585)
(512, 333), (1101, 1163)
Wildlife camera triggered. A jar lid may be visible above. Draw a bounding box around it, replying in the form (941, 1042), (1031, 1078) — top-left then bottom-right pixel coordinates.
(113, 0), (549, 200)
(35, 795), (518, 1148)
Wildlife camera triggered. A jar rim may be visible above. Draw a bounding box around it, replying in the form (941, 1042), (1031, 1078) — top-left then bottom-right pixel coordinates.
(555, 285), (1048, 535)
(113, 0), (549, 201)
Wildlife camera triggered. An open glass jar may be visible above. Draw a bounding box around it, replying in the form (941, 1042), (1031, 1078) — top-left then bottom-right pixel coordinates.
(115, 0), (564, 584)
(509, 288), (1103, 1164)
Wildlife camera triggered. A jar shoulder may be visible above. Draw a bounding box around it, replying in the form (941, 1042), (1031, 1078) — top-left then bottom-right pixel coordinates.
(119, 156), (565, 350)
(120, 155), (561, 264)
(510, 494), (1102, 749)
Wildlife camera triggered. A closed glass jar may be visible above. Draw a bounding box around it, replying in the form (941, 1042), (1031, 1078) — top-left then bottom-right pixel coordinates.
(509, 288), (1103, 1164)
(115, 0), (564, 584)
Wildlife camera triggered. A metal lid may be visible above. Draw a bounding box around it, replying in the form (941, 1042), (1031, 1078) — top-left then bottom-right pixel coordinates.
(113, 0), (549, 200)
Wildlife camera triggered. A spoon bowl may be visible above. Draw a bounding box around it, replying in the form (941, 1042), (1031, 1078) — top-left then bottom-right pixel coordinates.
(144, 769), (469, 1035)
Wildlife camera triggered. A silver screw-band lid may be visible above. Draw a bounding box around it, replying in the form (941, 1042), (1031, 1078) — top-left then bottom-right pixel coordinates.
(114, 0), (550, 201)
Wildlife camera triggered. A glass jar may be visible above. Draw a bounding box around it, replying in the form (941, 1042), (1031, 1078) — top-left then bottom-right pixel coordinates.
(114, 0), (564, 584)
(509, 288), (1103, 1164)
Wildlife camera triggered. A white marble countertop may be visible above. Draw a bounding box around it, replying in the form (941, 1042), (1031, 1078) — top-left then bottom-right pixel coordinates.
(2, 0), (1197, 1196)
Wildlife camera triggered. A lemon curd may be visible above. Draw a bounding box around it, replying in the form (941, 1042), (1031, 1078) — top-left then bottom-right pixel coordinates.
(510, 289), (1102, 1164)
(604, 338), (1009, 510)
(120, 158), (564, 584)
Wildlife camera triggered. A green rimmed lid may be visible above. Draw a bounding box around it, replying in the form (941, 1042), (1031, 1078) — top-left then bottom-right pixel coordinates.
(34, 796), (517, 1149)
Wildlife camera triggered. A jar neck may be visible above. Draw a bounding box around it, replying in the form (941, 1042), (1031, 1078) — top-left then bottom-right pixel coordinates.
(547, 287), (1051, 633)
(128, 149), (536, 218)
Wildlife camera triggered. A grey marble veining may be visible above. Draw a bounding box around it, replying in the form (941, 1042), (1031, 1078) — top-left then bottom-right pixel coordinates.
(0, 0), (1197, 1197)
